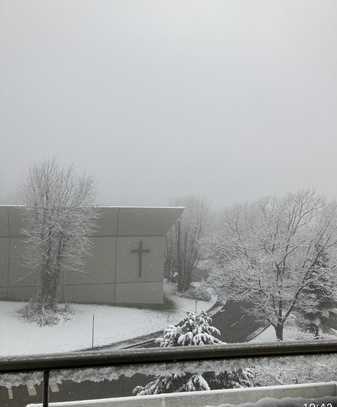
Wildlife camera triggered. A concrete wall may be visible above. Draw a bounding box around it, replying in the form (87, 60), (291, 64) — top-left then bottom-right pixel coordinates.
(26, 382), (337, 407)
(0, 206), (183, 305)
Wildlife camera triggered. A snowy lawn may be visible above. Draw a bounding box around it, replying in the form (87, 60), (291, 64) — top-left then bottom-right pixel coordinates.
(0, 282), (216, 357)
(251, 319), (337, 343)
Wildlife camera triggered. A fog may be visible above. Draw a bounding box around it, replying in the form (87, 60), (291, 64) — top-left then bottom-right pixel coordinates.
(1, 1), (337, 208)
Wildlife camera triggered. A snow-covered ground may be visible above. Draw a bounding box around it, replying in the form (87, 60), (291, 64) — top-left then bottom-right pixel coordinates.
(251, 321), (337, 343)
(0, 282), (216, 357)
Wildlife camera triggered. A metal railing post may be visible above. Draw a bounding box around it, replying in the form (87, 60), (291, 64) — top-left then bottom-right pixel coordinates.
(43, 370), (50, 407)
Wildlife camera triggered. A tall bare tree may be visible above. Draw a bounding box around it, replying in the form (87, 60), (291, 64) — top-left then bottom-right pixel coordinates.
(209, 190), (337, 340)
(165, 196), (209, 292)
(22, 159), (97, 316)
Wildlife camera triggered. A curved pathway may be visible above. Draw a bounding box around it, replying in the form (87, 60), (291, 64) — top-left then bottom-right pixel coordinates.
(90, 299), (268, 350)
(211, 300), (268, 343)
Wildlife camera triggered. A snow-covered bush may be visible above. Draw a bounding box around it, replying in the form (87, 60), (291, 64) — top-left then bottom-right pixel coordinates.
(178, 282), (213, 302)
(19, 300), (73, 326)
(133, 373), (184, 395)
(183, 374), (210, 392)
(133, 311), (255, 395)
(133, 365), (255, 395)
(192, 283), (213, 301)
(209, 368), (255, 389)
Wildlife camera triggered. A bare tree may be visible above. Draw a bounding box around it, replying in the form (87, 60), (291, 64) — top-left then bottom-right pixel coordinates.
(165, 196), (209, 292)
(22, 159), (97, 319)
(209, 190), (337, 340)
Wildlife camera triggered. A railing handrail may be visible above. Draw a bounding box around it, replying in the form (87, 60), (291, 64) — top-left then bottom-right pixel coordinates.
(1, 340), (337, 374)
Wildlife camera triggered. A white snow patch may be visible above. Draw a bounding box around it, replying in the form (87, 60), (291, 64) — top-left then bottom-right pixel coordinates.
(0, 282), (216, 357)
(250, 326), (278, 343)
(251, 324), (337, 343)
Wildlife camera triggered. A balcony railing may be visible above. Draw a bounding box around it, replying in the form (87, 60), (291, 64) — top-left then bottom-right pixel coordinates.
(2, 340), (337, 407)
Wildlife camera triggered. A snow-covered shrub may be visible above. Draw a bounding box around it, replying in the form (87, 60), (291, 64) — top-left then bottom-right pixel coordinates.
(182, 374), (210, 392)
(192, 282), (213, 301)
(19, 300), (73, 326)
(209, 368), (255, 389)
(133, 373), (185, 395)
(157, 311), (223, 347)
(178, 282), (213, 302)
(133, 364), (255, 395)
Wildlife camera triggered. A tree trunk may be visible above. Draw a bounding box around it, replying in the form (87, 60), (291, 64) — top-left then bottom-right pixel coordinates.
(182, 263), (192, 292)
(39, 266), (59, 310)
(275, 323), (284, 340)
(41, 234), (65, 308)
(39, 221), (56, 309)
(177, 221), (184, 292)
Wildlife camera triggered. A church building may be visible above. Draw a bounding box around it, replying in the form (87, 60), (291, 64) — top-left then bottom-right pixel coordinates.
(0, 206), (183, 305)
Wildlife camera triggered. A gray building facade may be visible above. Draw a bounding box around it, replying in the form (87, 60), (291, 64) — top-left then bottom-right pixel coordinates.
(0, 206), (183, 305)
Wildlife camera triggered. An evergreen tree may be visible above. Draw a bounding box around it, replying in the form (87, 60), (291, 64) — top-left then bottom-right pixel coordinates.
(158, 311), (222, 347)
(133, 312), (254, 395)
(295, 245), (337, 338)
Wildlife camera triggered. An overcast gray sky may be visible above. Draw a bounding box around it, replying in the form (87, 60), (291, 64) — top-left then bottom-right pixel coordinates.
(1, 1), (337, 208)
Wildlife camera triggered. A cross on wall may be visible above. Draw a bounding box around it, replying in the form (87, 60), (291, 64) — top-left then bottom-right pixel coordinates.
(130, 240), (150, 278)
